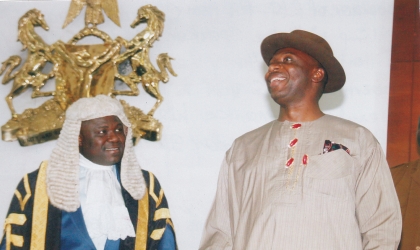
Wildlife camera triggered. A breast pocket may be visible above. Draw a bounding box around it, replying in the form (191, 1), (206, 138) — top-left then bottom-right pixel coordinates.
(303, 149), (354, 200)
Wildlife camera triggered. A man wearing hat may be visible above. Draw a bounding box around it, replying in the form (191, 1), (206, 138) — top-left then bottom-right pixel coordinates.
(1, 95), (176, 250)
(199, 30), (401, 249)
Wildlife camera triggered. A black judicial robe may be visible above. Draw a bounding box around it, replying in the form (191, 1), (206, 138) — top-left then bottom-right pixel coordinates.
(1, 161), (176, 250)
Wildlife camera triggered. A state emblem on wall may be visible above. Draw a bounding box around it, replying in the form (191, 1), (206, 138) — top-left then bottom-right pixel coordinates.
(0, 0), (176, 146)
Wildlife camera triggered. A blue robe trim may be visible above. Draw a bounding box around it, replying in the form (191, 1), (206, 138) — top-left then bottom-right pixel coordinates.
(61, 207), (120, 250)
(157, 225), (176, 250)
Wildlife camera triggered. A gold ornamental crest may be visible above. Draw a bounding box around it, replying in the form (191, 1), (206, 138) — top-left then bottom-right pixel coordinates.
(0, 1), (177, 146)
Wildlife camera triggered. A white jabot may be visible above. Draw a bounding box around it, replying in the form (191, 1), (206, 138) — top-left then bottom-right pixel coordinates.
(79, 154), (135, 250)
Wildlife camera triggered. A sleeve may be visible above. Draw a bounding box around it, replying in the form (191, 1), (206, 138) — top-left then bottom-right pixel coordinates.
(157, 225), (176, 250)
(199, 156), (233, 250)
(0, 232), (5, 250)
(355, 141), (402, 249)
(1, 173), (35, 250)
(145, 171), (178, 250)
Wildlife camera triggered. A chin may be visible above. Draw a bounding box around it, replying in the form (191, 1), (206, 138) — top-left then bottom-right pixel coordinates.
(109, 158), (123, 165)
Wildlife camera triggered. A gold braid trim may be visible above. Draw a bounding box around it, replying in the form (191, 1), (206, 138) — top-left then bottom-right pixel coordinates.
(148, 172), (164, 208)
(150, 219), (175, 242)
(14, 174), (31, 211)
(4, 213), (26, 250)
(150, 228), (165, 241)
(135, 187), (149, 250)
(153, 208), (171, 221)
(30, 161), (49, 250)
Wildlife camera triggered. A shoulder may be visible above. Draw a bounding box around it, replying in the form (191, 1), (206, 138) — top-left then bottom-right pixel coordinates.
(390, 162), (410, 171)
(323, 115), (372, 134)
(27, 165), (42, 180)
(234, 120), (276, 145)
(219, 121), (277, 164)
(389, 160), (420, 199)
(141, 169), (164, 189)
(15, 161), (45, 189)
(391, 159), (420, 170)
(391, 159), (420, 189)
(227, 120), (276, 154)
(140, 169), (171, 210)
(5, 161), (47, 216)
(322, 115), (379, 150)
(390, 159), (420, 182)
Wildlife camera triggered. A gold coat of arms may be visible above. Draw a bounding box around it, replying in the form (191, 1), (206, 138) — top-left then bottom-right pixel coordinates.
(0, 1), (177, 146)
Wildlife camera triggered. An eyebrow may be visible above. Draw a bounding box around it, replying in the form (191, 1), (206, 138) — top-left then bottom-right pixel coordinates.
(94, 123), (123, 128)
(270, 52), (296, 62)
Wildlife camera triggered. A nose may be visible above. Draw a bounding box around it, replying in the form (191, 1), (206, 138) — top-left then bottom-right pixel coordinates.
(267, 62), (281, 72)
(107, 131), (119, 142)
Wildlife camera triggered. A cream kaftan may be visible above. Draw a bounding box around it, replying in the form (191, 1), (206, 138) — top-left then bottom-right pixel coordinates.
(199, 115), (401, 250)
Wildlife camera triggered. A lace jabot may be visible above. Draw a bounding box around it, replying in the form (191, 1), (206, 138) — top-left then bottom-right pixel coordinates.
(79, 154), (135, 250)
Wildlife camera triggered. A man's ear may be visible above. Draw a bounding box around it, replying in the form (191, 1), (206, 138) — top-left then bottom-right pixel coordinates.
(312, 68), (325, 83)
(78, 135), (82, 147)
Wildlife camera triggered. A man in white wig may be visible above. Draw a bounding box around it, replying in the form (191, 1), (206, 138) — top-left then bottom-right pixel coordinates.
(1, 95), (176, 250)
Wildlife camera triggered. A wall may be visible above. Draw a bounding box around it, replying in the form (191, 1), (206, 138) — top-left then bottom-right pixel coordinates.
(387, 0), (420, 167)
(0, 0), (394, 248)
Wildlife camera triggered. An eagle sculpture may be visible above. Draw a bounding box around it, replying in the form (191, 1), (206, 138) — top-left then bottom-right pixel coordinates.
(62, 0), (120, 28)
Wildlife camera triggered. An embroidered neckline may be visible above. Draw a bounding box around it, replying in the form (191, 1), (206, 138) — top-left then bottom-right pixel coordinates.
(285, 123), (308, 190)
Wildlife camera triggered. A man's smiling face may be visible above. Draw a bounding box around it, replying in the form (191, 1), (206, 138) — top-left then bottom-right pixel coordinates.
(79, 115), (126, 166)
(265, 47), (322, 106)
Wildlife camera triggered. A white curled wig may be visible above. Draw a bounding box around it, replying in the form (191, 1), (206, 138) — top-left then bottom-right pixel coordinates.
(47, 95), (146, 212)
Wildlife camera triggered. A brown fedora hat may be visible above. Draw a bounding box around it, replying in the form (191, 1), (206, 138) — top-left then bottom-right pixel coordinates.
(261, 30), (346, 93)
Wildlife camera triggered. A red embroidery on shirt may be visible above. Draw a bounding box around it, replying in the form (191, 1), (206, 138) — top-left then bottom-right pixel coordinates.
(302, 154), (308, 165)
(286, 158), (294, 168)
(291, 123), (302, 129)
(289, 138), (298, 148)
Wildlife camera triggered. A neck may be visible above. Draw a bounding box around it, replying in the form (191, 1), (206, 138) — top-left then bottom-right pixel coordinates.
(278, 102), (324, 122)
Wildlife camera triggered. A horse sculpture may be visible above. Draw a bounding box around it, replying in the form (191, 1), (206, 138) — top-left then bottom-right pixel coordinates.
(0, 9), (54, 119)
(140, 53), (176, 116)
(114, 5), (176, 116)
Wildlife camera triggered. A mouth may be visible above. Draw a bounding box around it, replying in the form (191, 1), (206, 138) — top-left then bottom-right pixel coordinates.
(105, 147), (121, 154)
(267, 72), (287, 86)
(270, 76), (286, 83)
